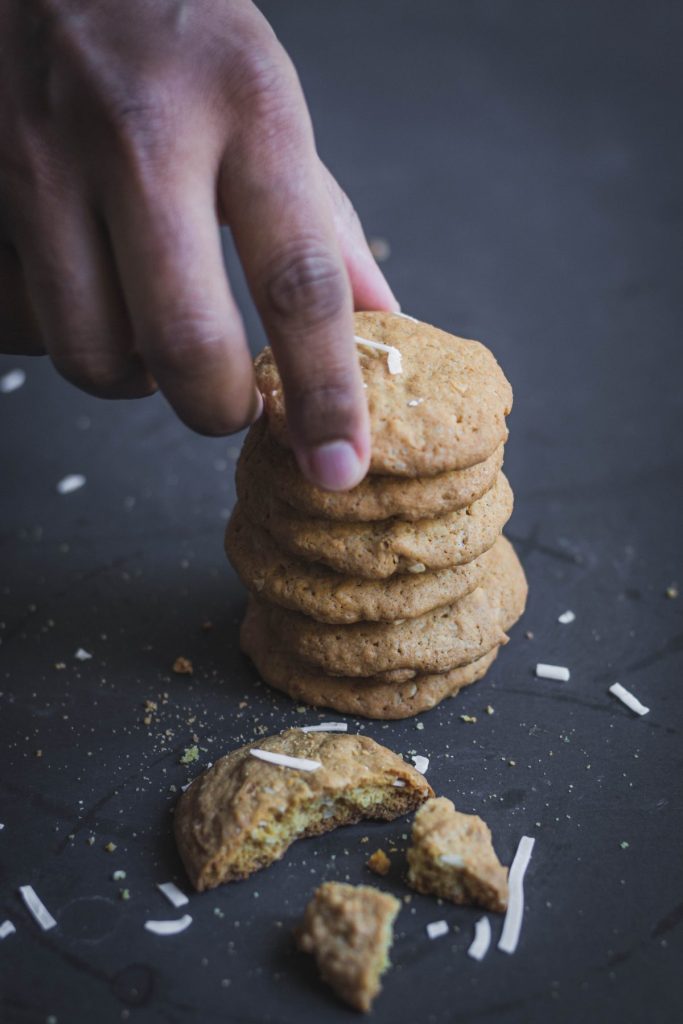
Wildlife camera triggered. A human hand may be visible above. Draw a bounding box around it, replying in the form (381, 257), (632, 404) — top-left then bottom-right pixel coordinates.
(0, 0), (397, 488)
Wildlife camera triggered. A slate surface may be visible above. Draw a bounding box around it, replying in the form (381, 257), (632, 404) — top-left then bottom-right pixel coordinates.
(1, 2), (682, 1022)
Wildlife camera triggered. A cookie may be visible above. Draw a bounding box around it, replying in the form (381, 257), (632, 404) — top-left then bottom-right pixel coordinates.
(255, 311), (512, 476)
(241, 603), (500, 719)
(239, 469), (514, 580)
(226, 504), (496, 624)
(296, 882), (400, 1012)
(407, 797), (508, 912)
(174, 729), (432, 891)
(259, 536), (526, 677)
(239, 418), (505, 522)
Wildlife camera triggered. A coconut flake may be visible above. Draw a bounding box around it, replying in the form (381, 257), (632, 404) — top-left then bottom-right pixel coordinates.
(609, 683), (649, 716)
(354, 335), (402, 375)
(0, 369), (26, 394)
(536, 663), (570, 682)
(407, 398), (423, 407)
(249, 749), (321, 772)
(392, 779), (406, 787)
(558, 610), (575, 624)
(467, 916), (491, 960)
(56, 474), (86, 495)
(440, 853), (464, 867)
(19, 885), (57, 931)
(300, 722), (348, 733)
(157, 882), (189, 908)
(0, 920), (16, 939)
(498, 836), (535, 954)
(411, 755), (429, 775)
(74, 648), (92, 661)
(426, 920), (449, 940)
(0, 823), (4, 830)
(394, 311), (418, 322)
(144, 914), (192, 936)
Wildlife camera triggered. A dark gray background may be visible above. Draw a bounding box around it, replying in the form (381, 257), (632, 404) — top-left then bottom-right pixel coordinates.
(1, 1), (682, 1022)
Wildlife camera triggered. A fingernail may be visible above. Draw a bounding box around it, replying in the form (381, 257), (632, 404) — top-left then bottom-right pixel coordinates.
(250, 389), (264, 424)
(302, 440), (363, 491)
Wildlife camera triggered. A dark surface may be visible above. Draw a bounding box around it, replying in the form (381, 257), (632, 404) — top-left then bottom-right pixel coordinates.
(1, 2), (682, 1022)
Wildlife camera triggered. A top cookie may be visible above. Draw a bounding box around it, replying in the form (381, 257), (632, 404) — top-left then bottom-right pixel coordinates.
(255, 312), (513, 477)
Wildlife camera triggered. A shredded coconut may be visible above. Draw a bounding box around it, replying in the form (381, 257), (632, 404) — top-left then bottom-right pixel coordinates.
(558, 610), (575, 624)
(498, 836), (535, 954)
(0, 369), (26, 394)
(354, 335), (402, 375)
(144, 915), (192, 936)
(609, 683), (649, 716)
(0, 920), (16, 939)
(411, 755), (429, 775)
(426, 920), (449, 940)
(467, 916), (491, 960)
(157, 882), (189, 908)
(536, 663), (570, 681)
(74, 648), (92, 661)
(57, 474), (86, 495)
(300, 722), (348, 733)
(249, 749), (321, 772)
(18, 885), (57, 931)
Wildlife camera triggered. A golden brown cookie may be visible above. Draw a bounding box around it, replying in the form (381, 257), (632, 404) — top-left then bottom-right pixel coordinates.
(239, 418), (505, 522)
(259, 536), (526, 677)
(255, 311), (512, 476)
(296, 882), (400, 1012)
(174, 729), (432, 890)
(225, 504), (496, 624)
(241, 601), (501, 719)
(407, 797), (508, 912)
(239, 469), (513, 580)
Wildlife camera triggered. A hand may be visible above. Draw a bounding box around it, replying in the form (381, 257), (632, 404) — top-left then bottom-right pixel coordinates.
(0, 0), (398, 489)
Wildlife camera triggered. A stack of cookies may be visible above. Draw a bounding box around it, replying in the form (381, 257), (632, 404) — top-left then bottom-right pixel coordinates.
(226, 312), (527, 720)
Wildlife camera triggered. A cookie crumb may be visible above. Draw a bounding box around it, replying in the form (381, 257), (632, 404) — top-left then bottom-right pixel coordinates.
(460, 714), (477, 724)
(179, 745), (199, 765)
(368, 237), (391, 262)
(104, 842), (117, 853)
(367, 849), (391, 876)
(484, 705), (494, 715)
(172, 656), (193, 675)
(665, 583), (679, 599)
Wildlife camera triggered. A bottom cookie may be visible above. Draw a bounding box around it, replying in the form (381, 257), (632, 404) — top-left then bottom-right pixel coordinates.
(241, 599), (500, 719)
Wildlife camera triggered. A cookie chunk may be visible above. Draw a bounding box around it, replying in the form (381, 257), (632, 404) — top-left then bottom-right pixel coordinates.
(175, 730), (432, 891)
(226, 505), (494, 624)
(241, 600), (500, 718)
(296, 882), (400, 1012)
(240, 418), (505, 522)
(239, 469), (513, 579)
(256, 311), (512, 476)
(407, 797), (508, 912)
(259, 535), (526, 677)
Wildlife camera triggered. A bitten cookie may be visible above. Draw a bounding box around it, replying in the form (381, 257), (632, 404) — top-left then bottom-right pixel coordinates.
(226, 505), (496, 624)
(256, 311), (512, 476)
(239, 418), (505, 522)
(296, 882), (400, 1012)
(407, 797), (508, 912)
(239, 469), (514, 579)
(259, 535), (526, 677)
(175, 729), (432, 890)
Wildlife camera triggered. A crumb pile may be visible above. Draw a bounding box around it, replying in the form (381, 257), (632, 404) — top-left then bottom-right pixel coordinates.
(226, 312), (527, 719)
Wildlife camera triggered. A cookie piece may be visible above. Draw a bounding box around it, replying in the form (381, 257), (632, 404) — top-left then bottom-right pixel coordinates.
(255, 311), (512, 476)
(296, 882), (400, 1012)
(407, 797), (508, 912)
(239, 418), (505, 522)
(175, 729), (432, 890)
(226, 504), (495, 624)
(260, 535), (526, 677)
(239, 469), (513, 579)
(241, 600), (500, 719)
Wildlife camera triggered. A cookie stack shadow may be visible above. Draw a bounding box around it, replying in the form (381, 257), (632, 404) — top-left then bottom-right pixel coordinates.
(226, 312), (527, 720)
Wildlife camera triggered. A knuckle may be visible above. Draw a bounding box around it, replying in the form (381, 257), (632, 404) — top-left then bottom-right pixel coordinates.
(149, 316), (227, 377)
(264, 245), (348, 328)
(289, 378), (357, 426)
(54, 348), (142, 396)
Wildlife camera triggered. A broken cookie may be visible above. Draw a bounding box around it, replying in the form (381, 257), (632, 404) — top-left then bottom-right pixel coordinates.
(406, 797), (508, 912)
(296, 882), (400, 1012)
(175, 729), (432, 891)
